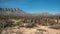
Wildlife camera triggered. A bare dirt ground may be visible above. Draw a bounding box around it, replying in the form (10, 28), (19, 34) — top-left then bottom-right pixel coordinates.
(34, 25), (60, 34)
(1, 25), (60, 34)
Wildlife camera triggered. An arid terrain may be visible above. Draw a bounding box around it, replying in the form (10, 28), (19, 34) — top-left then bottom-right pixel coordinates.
(0, 8), (60, 34)
(0, 16), (60, 34)
(1, 25), (60, 34)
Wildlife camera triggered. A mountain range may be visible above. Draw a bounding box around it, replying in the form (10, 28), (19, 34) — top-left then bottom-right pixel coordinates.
(0, 8), (27, 16)
(0, 8), (59, 17)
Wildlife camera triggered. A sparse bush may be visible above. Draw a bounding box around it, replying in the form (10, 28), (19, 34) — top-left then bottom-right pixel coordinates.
(17, 22), (24, 27)
(16, 31), (23, 34)
(0, 21), (7, 28)
(0, 20), (14, 29)
(39, 21), (47, 26)
(25, 22), (36, 28)
(17, 22), (36, 28)
(49, 24), (60, 29)
(48, 20), (56, 25)
(4, 20), (14, 27)
(35, 29), (48, 34)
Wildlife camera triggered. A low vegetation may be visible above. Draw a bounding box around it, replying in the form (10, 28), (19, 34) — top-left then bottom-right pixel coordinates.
(49, 24), (60, 29)
(0, 15), (60, 34)
(35, 29), (48, 34)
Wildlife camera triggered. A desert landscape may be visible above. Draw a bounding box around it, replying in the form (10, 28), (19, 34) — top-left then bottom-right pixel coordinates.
(0, 8), (60, 34)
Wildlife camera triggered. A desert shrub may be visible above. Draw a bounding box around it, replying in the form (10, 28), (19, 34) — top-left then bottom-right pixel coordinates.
(39, 20), (46, 26)
(25, 22), (36, 28)
(35, 29), (48, 34)
(47, 19), (57, 26)
(16, 31), (23, 34)
(17, 22), (24, 27)
(0, 21), (8, 34)
(0, 21), (7, 28)
(0, 20), (14, 29)
(49, 24), (60, 29)
(5, 20), (14, 27)
(17, 22), (36, 28)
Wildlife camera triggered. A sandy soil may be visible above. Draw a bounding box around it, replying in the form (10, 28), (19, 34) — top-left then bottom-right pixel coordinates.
(1, 25), (60, 34)
(1, 19), (60, 34)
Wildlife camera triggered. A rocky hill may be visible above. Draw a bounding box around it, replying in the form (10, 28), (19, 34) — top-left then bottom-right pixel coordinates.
(0, 8), (26, 16)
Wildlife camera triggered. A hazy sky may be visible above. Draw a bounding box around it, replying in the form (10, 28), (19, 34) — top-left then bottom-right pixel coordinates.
(0, 0), (60, 14)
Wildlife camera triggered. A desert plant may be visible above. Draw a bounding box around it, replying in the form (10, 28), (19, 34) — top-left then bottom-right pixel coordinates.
(49, 24), (60, 29)
(16, 31), (23, 34)
(0, 21), (7, 29)
(4, 20), (14, 27)
(25, 22), (36, 28)
(35, 29), (48, 34)
(0, 20), (14, 29)
(17, 22), (24, 27)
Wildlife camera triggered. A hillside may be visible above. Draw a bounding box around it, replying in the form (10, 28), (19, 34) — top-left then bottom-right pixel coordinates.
(0, 8), (27, 16)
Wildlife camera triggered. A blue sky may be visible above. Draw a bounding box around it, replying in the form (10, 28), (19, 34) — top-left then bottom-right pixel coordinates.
(0, 0), (60, 14)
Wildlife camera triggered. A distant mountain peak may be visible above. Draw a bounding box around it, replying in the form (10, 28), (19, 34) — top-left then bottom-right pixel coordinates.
(0, 8), (21, 11)
(31, 12), (52, 16)
(0, 8), (26, 15)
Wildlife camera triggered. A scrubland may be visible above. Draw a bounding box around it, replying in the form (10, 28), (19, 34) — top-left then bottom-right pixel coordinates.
(0, 15), (60, 34)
